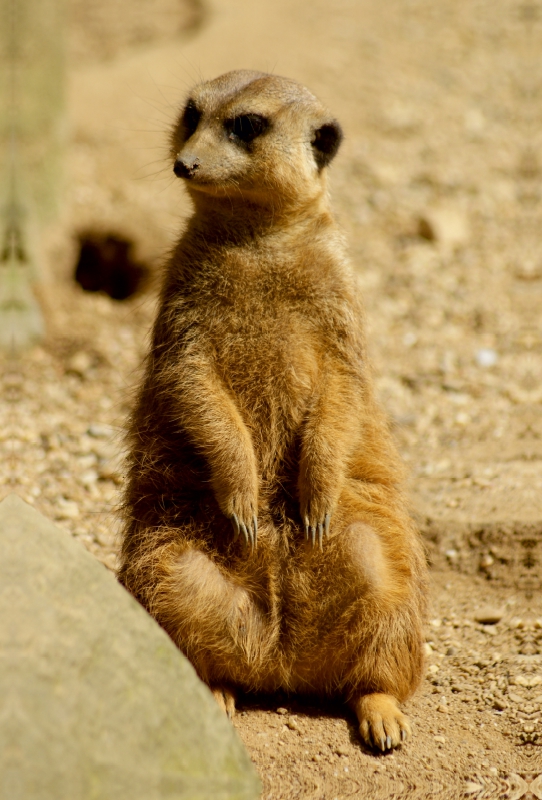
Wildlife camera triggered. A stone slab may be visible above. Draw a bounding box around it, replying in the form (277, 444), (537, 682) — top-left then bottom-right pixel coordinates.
(0, 494), (261, 800)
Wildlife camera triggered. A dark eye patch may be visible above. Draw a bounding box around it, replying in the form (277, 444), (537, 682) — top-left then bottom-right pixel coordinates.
(181, 100), (201, 138)
(225, 114), (270, 145)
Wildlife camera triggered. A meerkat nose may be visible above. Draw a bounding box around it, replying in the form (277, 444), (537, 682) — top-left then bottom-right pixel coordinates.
(173, 156), (200, 179)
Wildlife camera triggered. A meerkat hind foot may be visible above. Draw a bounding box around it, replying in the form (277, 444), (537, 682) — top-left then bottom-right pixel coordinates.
(212, 686), (236, 719)
(353, 693), (411, 752)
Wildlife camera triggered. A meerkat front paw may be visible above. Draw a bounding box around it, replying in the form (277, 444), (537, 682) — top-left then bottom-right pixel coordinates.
(302, 507), (331, 550)
(216, 480), (258, 550)
(353, 693), (411, 752)
(300, 486), (336, 549)
(298, 472), (340, 549)
(230, 506), (258, 550)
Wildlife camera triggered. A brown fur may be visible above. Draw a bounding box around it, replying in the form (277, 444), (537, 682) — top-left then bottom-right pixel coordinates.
(118, 70), (428, 751)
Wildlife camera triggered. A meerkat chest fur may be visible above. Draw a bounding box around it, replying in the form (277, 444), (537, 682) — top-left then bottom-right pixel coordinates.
(163, 218), (362, 447)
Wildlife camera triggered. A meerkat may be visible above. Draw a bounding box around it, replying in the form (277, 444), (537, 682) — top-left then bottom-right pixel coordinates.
(118, 70), (427, 751)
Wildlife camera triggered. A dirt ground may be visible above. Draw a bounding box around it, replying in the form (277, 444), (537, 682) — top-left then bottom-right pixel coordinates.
(3, 0), (541, 796)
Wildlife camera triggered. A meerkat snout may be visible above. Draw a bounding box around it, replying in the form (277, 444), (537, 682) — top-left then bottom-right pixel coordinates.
(173, 155), (200, 179)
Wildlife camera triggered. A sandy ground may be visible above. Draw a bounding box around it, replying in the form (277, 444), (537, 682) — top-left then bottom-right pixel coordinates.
(2, 0), (541, 796)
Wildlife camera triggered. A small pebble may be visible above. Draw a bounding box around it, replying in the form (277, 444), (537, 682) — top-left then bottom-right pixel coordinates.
(434, 735), (446, 744)
(475, 348), (498, 368)
(418, 207), (469, 249)
(88, 423), (114, 438)
(510, 675), (529, 687)
(474, 608), (504, 625)
(276, 707), (288, 715)
(335, 745), (349, 756)
(67, 352), (92, 376)
(55, 499), (80, 519)
(81, 469), (99, 487)
(98, 452), (124, 483)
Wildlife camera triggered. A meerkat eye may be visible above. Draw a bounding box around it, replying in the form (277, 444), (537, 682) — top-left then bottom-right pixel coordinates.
(311, 121), (343, 170)
(225, 114), (269, 145)
(181, 100), (201, 138)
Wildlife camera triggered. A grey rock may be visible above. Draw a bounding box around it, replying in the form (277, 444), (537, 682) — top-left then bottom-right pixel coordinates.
(0, 494), (260, 800)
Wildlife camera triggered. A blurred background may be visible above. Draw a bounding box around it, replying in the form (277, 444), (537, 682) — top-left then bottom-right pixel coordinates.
(1, 1), (541, 794)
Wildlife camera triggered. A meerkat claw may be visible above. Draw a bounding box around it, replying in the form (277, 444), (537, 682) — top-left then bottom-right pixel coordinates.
(253, 516), (258, 548)
(231, 513), (240, 539)
(386, 735), (392, 750)
(379, 737), (386, 752)
(304, 518), (309, 540)
(239, 521), (250, 548)
(311, 525), (316, 547)
(324, 513), (330, 538)
(318, 522), (323, 550)
(401, 728), (406, 742)
(251, 522), (256, 552)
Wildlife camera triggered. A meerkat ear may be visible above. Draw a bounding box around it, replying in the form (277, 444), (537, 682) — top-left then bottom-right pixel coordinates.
(311, 121), (343, 169)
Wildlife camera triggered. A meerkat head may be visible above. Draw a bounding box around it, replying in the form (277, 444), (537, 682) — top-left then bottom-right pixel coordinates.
(170, 70), (343, 210)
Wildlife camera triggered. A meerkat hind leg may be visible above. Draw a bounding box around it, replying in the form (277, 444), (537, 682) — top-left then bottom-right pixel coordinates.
(353, 693), (411, 752)
(212, 686), (236, 719)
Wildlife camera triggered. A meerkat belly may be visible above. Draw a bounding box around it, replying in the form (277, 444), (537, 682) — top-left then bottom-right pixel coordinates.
(212, 314), (319, 461)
